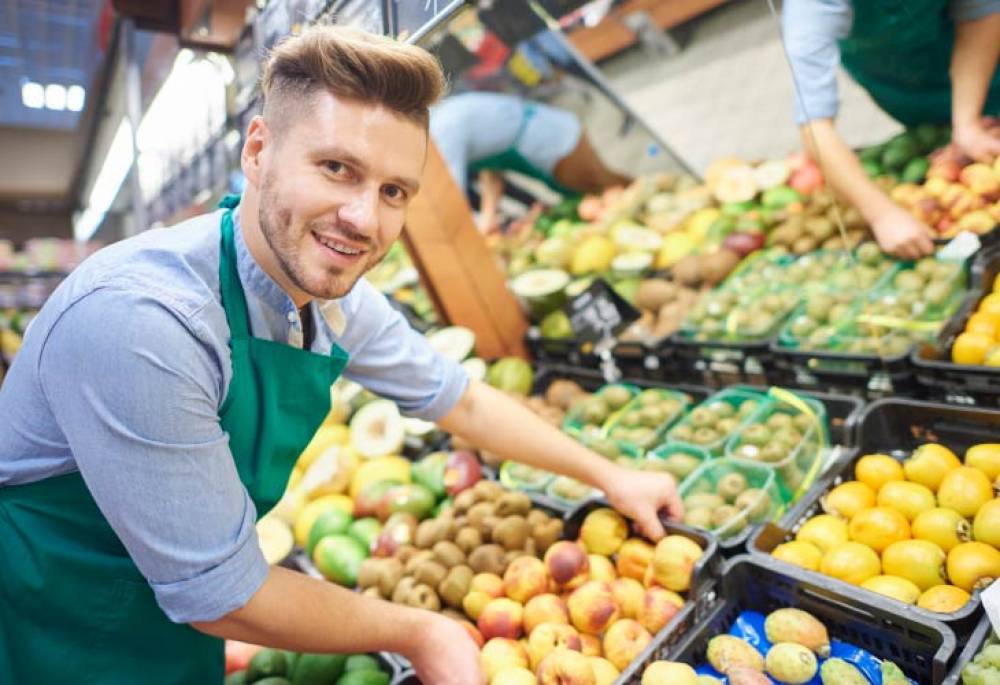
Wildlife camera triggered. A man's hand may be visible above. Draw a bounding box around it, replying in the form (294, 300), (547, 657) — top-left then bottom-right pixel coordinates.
(954, 117), (1000, 163)
(602, 465), (684, 541)
(404, 612), (485, 685)
(870, 204), (936, 260)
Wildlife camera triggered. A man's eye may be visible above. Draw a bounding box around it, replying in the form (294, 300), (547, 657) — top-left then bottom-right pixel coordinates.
(325, 161), (346, 174)
(383, 185), (406, 201)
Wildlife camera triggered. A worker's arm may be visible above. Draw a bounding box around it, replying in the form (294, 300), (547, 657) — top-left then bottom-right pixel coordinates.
(800, 120), (935, 259)
(193, 568), (482, 684)
(438, 380), (683, 539)
(951, 5), (1000, 162)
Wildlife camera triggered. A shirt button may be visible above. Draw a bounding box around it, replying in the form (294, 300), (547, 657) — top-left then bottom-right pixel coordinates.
(287, 312), (296, 323)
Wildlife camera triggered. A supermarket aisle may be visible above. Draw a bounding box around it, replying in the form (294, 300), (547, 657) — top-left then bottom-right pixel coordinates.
(600, 0), (902, 174)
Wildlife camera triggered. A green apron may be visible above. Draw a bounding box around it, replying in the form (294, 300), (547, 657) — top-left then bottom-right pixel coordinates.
(469, 103), (577, 195)
(0, 195), (349, 684)
(839, 0), (1000, 126)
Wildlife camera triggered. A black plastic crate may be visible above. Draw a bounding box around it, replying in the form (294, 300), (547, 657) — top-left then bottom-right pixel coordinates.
(612, 340), (681, 385)
(731, 384), (866, 449)
(912, 247), (1000, 407)
(667, 334), (784, 387)
(525, 330), (600, 369)
(618, 555), (956, 685)
(750, 398), (1000, 637)
(941, 615), (996, 685)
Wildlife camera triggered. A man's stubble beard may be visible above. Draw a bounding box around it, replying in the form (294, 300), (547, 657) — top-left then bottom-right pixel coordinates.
(258, 180), (390, 301)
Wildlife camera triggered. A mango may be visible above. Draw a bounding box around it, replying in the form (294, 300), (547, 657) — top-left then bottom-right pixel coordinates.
(706, 635), (764, 675)
(765, 642), (817, 685)
(819, 658), (868, 685)
(763, 608), (830, 657)
(580, 508), (628, 556)
(880, 661), (910, 685)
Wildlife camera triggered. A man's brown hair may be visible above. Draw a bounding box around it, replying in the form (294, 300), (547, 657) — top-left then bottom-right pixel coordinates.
(261, 25), (445, 128)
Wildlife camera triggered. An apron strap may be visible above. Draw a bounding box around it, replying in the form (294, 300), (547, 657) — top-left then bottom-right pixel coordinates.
(218, 198), (252, 341)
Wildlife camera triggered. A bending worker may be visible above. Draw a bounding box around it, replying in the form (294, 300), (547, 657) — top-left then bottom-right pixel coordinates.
(783, 0), (1000, 258)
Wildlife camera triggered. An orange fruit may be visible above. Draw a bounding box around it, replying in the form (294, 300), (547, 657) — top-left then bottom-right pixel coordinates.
(822, 481), (877, 520)
(952, 332), (994, 365)
(965, 313), (999, 338)
(849, 507), (911, 553)
(946, 541), (1000, 592)
(861, 575), (921, 604)
(912, 508), (971, 553)
(877, 480), (936, 522)
(772, 540), (823, 571)
(854, 454), (905, 493)
(903, 444), (961, 492)
(882, 540), (947, 591)
(820, 542), (881, 585)
(917, 584), (971, 613)
(796, 514), (849, 553)
(981, 293), (1000, 316)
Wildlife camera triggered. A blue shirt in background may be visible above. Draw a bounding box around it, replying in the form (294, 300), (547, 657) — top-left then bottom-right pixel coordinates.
(0, 207), (468, 623)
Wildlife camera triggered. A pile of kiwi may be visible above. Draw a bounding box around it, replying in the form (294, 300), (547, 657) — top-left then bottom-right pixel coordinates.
(565, 384), (635, 436)
(645, 447), (705, 481)
(785, 289), (857, 351)
(683, 288), (799, 341)
(604, 388), (687, 449)
(682, 470), (773, 538)
(766, 192), (870, 254)
(357, 481), (563, 612)
(729, 410), (817, 492)
(669, 396), (760, 450)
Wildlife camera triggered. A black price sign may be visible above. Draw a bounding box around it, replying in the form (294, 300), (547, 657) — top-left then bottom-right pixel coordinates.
(564, 279), (639, 343)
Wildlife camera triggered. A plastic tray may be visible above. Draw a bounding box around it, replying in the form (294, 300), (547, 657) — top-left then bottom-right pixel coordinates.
(665, 387), (763, 455)
(941, 615), (996, 685)
(750, 398), (1000, 638)
(646, 443), (713, 481)
(912, 247), (1000, 407)
(604, 387), (691, 452)
(562, 382), (641, 436)
(616, 554), (957, 685)
(677, 458), (783, 540)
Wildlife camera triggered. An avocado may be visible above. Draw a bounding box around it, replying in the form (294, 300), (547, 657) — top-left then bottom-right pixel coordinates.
(336, 671), (390, 685)
(901, 157), (929, 183)
(861, 159), (883, 178)
(247, 649), (288, 681)
(224, 672), (248, 685)
(344, 655), (382, 673)
(881, 135), (918, 171)
(291, 653), (347, 685)
(909, 123), (940, 152)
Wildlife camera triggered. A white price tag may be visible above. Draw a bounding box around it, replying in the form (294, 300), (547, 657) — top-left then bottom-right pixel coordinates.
(937, 231), (981, 262)
(983, 577), (1000, 637)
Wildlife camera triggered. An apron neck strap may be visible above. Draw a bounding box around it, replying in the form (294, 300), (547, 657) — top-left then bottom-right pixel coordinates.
(219, 198), (251, 341)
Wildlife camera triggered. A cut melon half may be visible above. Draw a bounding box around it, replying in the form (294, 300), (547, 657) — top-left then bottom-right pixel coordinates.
(403, 417), (437, 438)
(612, 225), (664, 252)
(426, 326), (476, 362)
(461, 357), (488, 382)
(611, 252), (654, 277)
(509, 269), (571, 319)
(350, 399), (405, 458)
(257, 516), (294, 565)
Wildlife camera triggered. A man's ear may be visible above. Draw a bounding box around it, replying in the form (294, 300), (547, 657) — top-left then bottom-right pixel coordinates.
(241, 115), (269, 187)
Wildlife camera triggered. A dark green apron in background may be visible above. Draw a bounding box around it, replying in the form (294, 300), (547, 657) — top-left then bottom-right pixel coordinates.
(839, 0), (1000, 126)
(0, 195), (348, 683)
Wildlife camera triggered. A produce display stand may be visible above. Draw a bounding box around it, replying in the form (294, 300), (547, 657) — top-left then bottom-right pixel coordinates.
(620, 554), (958, 685)
(750, 398), (1000, 639)
(941, 615), (996, 685)
(912, 246), (1000, 407)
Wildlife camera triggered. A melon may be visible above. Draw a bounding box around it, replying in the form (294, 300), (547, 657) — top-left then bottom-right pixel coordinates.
(460, 357), (488, 382)
(256, 516), (294, 565)
(349, 400), (405, 458)
(510, 268), (571, 318)
(426, 326), (476, 361)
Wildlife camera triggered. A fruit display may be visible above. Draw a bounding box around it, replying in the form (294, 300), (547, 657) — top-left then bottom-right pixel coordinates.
(858, 124), (951, 184)
(677, 459), (783, 539)
(366, 242), (437, 325)
(766, 442), (1000, 615)
(224, 642), (396, 685)
(666, 388), (762, 455)
(617, 277), (702, 343)
(959, 625), (1000, 685)
(638, 606), (918, 685)
(950, 271), (1000, 367)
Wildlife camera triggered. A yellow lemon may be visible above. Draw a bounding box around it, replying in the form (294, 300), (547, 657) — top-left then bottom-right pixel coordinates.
(854, 454), (905, 493)
(916, 585), (971, 613)
(903, 444), (961, 492)
(772, 540), (823, 571)
(822, 481), (876, 520)
(796, 514), (849, 554)
(860, 575), (922, 604)
(820, 542), (881, 585)
(876, 481), (936, 522)
(912, 507), (971, 552)
(881, 540), (947, 591)
(848, 507), (911, 553)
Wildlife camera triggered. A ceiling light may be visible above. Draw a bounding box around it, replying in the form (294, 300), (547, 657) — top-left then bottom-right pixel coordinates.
(21, 81), (44, 109)
(45, 84), (67, 111)
(67, 85), (86, 112)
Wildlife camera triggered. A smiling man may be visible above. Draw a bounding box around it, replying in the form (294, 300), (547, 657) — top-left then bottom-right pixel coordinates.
(0, 26), (682, 685)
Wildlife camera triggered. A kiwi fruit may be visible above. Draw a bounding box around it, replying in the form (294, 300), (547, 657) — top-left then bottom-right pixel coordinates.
(361, 586), (382, 600)
(602, 385), (633, 410)
(468, 544), (506, 576)
(766, 413), (794, 431)
(711, 505), (740, 528)
(692, 427), (718, 446)
(760, 443), (788, 463)
(357, 558), (382, 590)
(684, 507), (714, 529)
(717, 472), (748, 502)
(545, 379), (585, 411)
(493, 516), (530, 551)
(377, 559), (404, 598)
(413, 560), (448, 588)
(662, 453), (701, 480)
(481, 516), (501, 541)
(392, 576), (417, 604)
(526, 509), (549, 527)
(454, 527), (483, 555)
(453, 489), (477, 514)
(684, 493), (724, 510)
(793, 413), (814, 432)
(405, 584), (441, 611)
(495, 491), (532, 518)
(467, 502), (496, 529)
(736, 488), (771, 522)
(414, 519), (449, 549)
(716, 418), (739, 435)
(438, 565), (474, 609)
(432, 541), (466, 568)
(531, 518), (563, 553)
(473, 480), (504, 503)
(404, 550), (435, 576)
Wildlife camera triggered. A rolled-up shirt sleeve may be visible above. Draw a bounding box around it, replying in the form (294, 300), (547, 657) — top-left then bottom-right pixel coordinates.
(339, 280), (469, 421)
(37, 287), (268, 624)
(782, 0), (854, 125)
(952, 0), (1000, 22)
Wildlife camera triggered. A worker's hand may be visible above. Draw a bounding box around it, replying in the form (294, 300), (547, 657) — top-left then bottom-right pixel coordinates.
(603, 465), (684, 540)
(405, 612), (485, 685)
(871, 204), (936, 260)
(954, 117), (1000, 164)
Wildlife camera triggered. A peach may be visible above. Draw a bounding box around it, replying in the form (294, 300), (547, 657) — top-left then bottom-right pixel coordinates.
(616, 538), (654, 581)
(924, 176), (951, 197)
(602, 618), (653, 671)
(464, 590), (493, 621)
(579, 634), (602, 657)
(928, 160), (962, 183)
(589, 657), (620, 685)
(637, 587), (684, 635)
(536, 648), (597, 685)
(642, 563), (658, 589)
(459, 619), (485, 648)
(960, 163), (1000, 195)
(492, 666), (538, 685)
(567, 581), (621, 635)
(588, 555), (617, 583)
(478, 597), (525, 641)
(524, 594), (569, 635)
(527, 622), (583, 670)
(505, 557), (550, 605)
(580, 508), (628, 556)
(481, 637), (529, 680)
(611, 578), (645, 619)
(473, 572), (506, 598)
(544, 541), (590, 590)
(651, 536), (702, 592)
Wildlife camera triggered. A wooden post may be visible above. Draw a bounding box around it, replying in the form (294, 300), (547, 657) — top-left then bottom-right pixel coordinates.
(403, 142), (530, 359)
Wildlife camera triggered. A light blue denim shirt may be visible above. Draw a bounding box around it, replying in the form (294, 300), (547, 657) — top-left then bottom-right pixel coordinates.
(782, 0), (1000, 124)
(0, 207), (468, 623)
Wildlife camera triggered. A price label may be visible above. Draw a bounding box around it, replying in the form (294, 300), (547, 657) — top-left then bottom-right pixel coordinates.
(564, 279), (639, 343)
